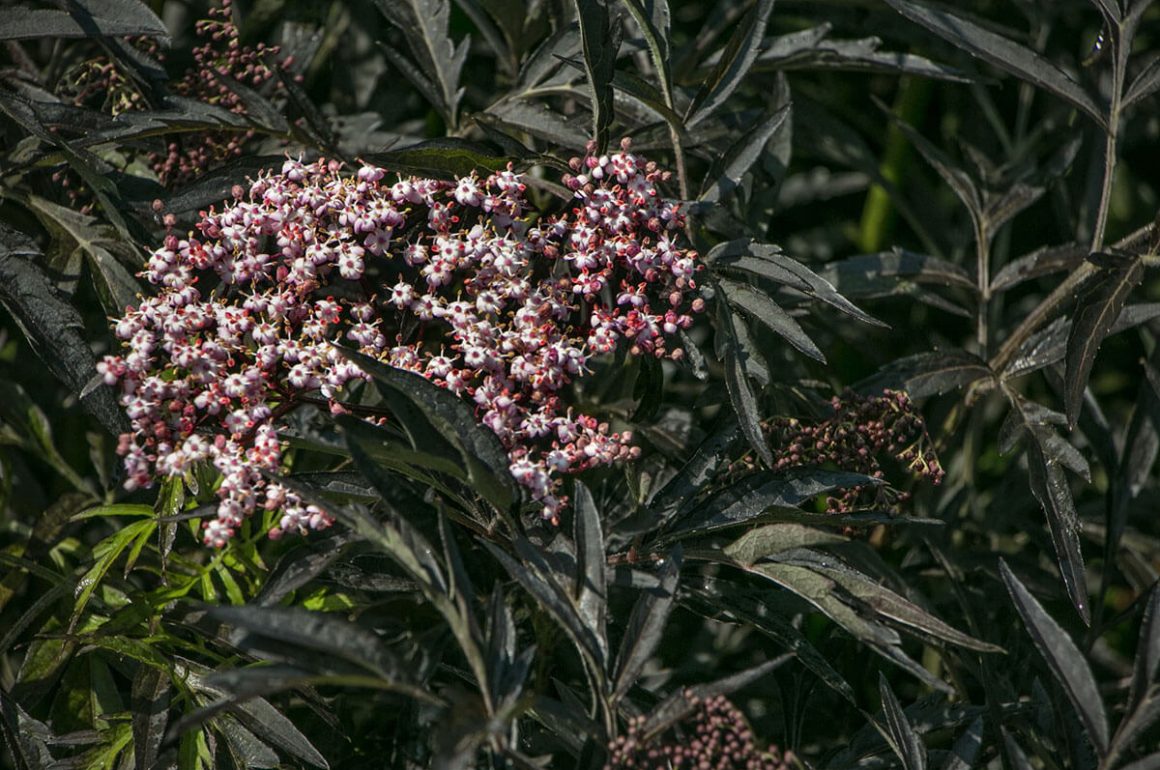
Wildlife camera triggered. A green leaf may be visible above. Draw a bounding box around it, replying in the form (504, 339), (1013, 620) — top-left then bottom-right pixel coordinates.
(999, 560), (1108, 755)
(72, 519), (156, 628)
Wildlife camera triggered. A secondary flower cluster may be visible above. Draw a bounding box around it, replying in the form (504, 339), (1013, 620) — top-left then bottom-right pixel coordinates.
(153, 0), (292, 186)
(730, 389), (944, 513)
(605, 693), (796, 770)
(99, 143), (704, 546)
(58, 0), (291, 188)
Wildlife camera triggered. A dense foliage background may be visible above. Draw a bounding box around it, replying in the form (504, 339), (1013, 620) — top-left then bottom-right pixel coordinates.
(2, 0), (1160, 768)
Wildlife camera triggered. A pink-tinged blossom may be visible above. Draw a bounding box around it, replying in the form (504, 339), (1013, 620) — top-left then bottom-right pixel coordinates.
(102, 140), (705, 545)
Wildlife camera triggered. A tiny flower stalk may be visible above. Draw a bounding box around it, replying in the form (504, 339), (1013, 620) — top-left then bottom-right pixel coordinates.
(101, 144), (706, 546)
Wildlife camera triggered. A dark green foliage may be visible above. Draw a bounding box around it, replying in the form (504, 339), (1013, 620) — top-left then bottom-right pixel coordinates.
(2, 0), (1160, 768)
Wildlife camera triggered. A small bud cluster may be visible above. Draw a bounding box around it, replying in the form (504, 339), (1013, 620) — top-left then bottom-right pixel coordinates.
(57, 0), (290, 188)
(59, 42), (156, 116)
(605, 692), (795, 770)
(154, 0), (292, 186)
(742, 389), (943, 512)
(99, 142), (704, 546)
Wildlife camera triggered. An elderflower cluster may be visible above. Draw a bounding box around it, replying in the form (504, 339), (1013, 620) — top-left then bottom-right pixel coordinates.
(99, 142), (705, 546)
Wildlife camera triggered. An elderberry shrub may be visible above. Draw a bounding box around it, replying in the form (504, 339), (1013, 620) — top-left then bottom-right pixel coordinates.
(99, 143), (705, 546)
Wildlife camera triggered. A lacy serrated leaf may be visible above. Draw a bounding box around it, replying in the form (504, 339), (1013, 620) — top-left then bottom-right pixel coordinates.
(639, 655), (788, 739)
(373, 0), (468, 127)
(999, 560), (1107, 753)
(612, 549), (680, 701)
(723, 523), (847, 565)
(572, 482), (607, 647)
(883, 0), (1105, 127)
(484, 539), (606, 676)
(822, 248), (976, 294)
(697, 104), (791, 205)
(683, 585), (857, 704)
(891, 114), (983, 226)
(130, 666), (169, 770)
(718, 277), (825, 362)
(685, 0), (774, 127)
(0, 224), (128, 436)
(0, 0), (169, 41)
(365, 138), (513, 180)
(878, 673), (928, 770)
(722, 309), (773, 467)
(666, 468), (877, 540)
(777, 549), (1000, 652)
(1124, 56), (1160, 109)
(878, 350), (993, 399)
(338, 347), (518, 511)
(990, 242), (1087, 293)
(710, 240), (884, 326)
(574, 0), (618, 152)
(1064, 256), (1143, 427)
(210, 606), (413, 686)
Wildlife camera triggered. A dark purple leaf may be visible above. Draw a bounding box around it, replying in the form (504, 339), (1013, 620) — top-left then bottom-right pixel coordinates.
(990, 242), (1088, 293)
(572, 481), (607, 646)
(879, 350), (994, 399)
(718, 277), (826, 363)
(1064, 256), (1143, 427)
(883, 0), (1106, 127)
(0, 224), (127, 436)
(574, 0), (618, 152)
(131, 666), (170, 770)
(1124, 56), (1160, 109)
(0, 0), (168, 41)
(879, 673), (928, 770)
(999, 559), (1107, 751)
(373, 0), (468, 126)
(685, 0), (774, 127)
(612, 549), (680, 701)
(696, 103), (791, 206)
